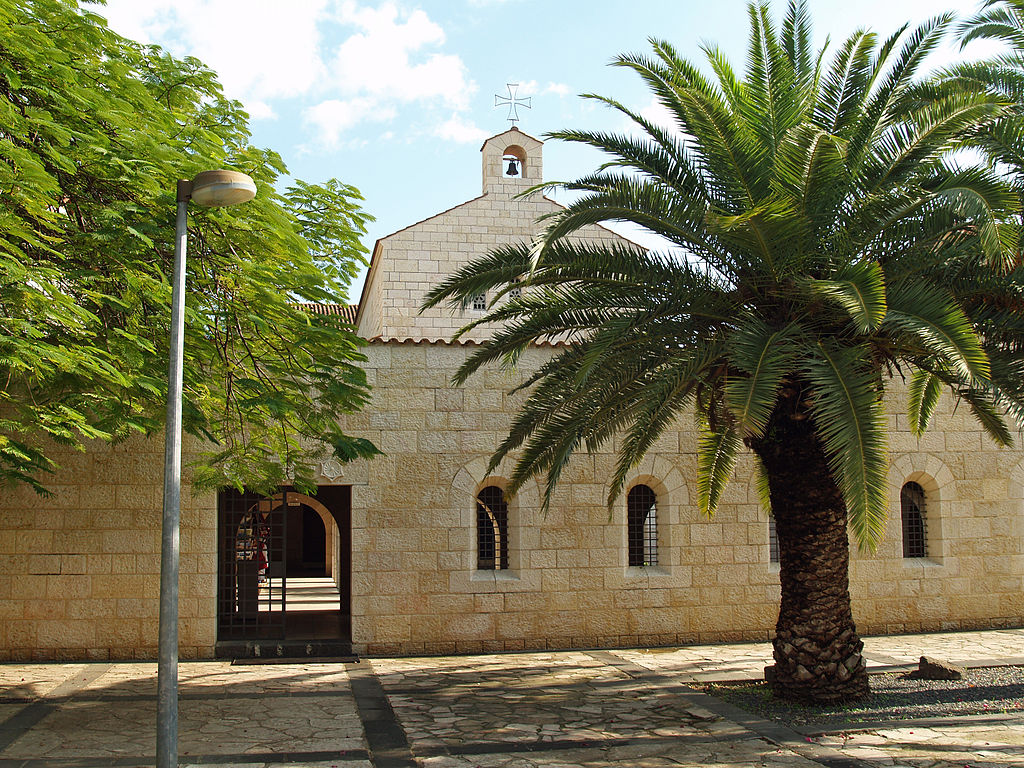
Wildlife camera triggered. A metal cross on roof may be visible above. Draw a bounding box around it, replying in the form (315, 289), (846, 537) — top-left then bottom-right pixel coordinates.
(494, 83), (531, 126)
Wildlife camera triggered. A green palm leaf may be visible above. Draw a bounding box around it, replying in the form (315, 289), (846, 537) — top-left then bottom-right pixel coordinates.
(725, 319), (793, 436)
(802, 344), (889, 548)
(907, 368), (943, 437)
(959, 386), (1014, 447)
(884, 280), (990, 383)
(752, 454), (774, 515)
(696, 417), (742, 517)
(801, 261), (886, 333)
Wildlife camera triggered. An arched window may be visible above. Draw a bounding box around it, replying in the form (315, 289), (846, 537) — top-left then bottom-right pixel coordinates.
(477, 485), (509, 570)
(627, 484), (658, 566)
(901, 481), (927, 558)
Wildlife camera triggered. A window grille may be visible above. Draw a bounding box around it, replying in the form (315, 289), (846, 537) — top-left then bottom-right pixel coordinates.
(901, 481), (927, 558)
(508, 286), (522, 301)
(471, 293), (487, 311)
(768, 517), (779, 563)
(477, 485), (509, 570)
(627, 484), (658, 566)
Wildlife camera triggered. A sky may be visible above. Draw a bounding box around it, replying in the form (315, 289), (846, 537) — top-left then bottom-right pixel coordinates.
(93, 0), (1001, 302)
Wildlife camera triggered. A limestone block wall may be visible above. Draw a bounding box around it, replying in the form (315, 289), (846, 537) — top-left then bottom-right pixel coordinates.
(0, 436), (216, 661)
(357, 191), (629, 344)
(356, 127), (629, 344)
(342, 340), (1024, 656)
(2, 338), (1022, 661)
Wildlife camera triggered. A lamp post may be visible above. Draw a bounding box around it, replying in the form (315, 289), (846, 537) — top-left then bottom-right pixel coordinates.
(158, 170), (256, 768)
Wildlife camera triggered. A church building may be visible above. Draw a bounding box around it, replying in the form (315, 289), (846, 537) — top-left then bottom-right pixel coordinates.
(1, 128), (1022, 661)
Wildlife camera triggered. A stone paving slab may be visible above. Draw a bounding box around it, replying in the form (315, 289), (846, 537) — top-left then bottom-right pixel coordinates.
(1, 629), (1024, 767)
(0, 661), (369, 767)
(371, 651), (739, 754)
(615, 627), (1024, 682)
(417, 737), (824, 767)
(2, 696), (362, 760)
(77, 662), (354, 698)
(819, 720), (1024, 766)
(0, 664), (88, 700)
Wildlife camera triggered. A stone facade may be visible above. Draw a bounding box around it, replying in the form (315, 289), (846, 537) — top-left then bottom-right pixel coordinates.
(1, 127), (1022, 660)
(356, 128), (625, 343)
(341, 341), (1024, 657)
(0, 437), (217, 660)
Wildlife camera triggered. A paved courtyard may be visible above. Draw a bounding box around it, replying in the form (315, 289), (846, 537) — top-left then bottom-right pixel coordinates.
(0, 628), (1022, 767)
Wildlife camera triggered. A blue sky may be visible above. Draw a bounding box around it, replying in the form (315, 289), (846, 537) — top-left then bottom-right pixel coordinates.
(94, 0), (997, 302)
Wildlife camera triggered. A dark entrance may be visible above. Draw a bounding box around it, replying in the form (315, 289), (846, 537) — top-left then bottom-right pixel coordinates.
(216, 485), (351, 654)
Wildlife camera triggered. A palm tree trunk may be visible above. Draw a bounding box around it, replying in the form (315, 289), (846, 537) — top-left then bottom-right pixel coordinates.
(752, 395), (870, 703)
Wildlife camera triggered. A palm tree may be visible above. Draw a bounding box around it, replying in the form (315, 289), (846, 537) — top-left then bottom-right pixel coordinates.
(423, 1), (1023, 702)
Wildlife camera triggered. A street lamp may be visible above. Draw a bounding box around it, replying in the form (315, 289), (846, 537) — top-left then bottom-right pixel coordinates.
(157, 170), (256, 768)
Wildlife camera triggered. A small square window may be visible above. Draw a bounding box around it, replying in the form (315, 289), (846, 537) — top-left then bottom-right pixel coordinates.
(508, 286), (522, 301)
(471, 293), (487, 311)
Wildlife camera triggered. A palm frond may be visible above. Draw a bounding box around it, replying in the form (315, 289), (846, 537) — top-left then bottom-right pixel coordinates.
(959, 1), (1024, 49)
(725, 318), (793, 437)
(959, 386), (1015, 446)
(884, 279), (990, 383)
(907, 368), (943, 436)
(802, 344), (889, 549)
(752, 454), (774, 515)
(801, 261), (886, 333)
(608, 339), (723, 505)
(696, 417), (742, 517)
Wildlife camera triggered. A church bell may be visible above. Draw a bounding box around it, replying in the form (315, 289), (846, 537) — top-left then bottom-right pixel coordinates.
(505, 158), (519, 176)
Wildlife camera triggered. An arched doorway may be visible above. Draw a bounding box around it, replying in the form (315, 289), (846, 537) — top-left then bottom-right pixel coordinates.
(216, 485), (351, 650)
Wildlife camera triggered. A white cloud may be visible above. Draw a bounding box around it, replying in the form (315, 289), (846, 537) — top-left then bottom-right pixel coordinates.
(435, 113), (488, 143)
(304, 98), (396, 147)
(494, 79), (567, 117)
(246, 100), (277, 121)
(95, 0), (478, 144)
(619, 97), (680, 137)
(98, 0), (329, 118)
(513, 80), (538, 96)
(329, 2), (473, 109)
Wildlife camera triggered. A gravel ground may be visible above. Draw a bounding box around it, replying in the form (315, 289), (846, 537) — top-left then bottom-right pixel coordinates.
(701, 665), (1024, 730)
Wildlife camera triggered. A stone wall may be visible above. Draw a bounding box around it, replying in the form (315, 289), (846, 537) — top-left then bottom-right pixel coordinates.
(357, 128), (628, 343)
(0, 436), (216, 661)
(341, 340), (1024, 657)
(1, 337), (1021, 660)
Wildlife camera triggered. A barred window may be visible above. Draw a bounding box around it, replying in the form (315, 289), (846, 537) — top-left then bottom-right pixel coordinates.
(477, 485), (509, 570)
(901, 481), (927, 558)
(768, 517), (779, 564)
(508, 286), (522, 301)
(471, 293), (487, 311)
(627, 484), (658, 566)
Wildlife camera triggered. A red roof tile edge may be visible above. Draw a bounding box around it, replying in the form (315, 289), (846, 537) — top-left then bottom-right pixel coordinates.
(365, 335), (569, 348)
(292, 303), (359, 324)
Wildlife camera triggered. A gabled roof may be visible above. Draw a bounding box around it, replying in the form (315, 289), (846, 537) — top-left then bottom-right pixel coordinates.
(479, 125), (543, 150)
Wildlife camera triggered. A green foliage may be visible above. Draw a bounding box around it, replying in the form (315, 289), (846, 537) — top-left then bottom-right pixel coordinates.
(423, 0), (1024, 550)
(0, 0), (379, 494)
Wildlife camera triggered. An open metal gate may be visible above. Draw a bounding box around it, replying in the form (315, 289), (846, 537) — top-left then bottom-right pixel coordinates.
(217, 488), (290, 640)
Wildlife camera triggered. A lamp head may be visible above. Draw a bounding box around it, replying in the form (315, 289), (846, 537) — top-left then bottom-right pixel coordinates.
(188, 170), (256, 207)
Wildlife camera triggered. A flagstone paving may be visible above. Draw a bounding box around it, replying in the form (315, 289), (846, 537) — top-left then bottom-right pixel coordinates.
(0, 628), (1021, 767)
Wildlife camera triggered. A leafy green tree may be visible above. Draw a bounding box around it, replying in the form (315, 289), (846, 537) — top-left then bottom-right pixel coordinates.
(425, 1), (1024, 702)
(0, 0), (379, 495)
